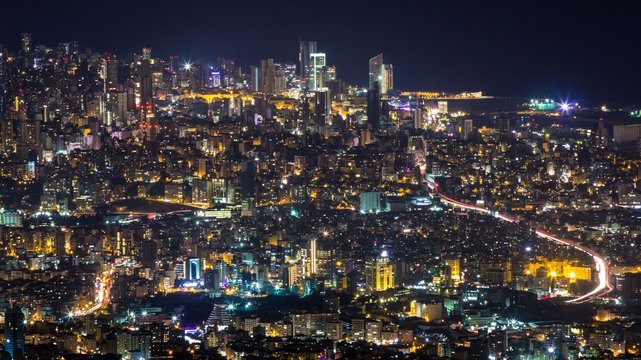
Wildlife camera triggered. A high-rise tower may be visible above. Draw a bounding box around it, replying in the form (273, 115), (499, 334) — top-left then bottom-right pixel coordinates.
(299, 40), (318, 89)
(4, 304), (25, 360)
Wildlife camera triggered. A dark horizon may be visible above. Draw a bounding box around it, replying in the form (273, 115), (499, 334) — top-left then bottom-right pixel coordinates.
(2, 0), (641, 103)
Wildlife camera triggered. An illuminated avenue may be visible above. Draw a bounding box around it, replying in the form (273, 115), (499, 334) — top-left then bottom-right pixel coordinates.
(426, 178), (613, 304)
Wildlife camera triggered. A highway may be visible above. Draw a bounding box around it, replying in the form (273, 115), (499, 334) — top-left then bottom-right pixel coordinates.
(74, 265), (114, 317)
(425, 179), (613, 304)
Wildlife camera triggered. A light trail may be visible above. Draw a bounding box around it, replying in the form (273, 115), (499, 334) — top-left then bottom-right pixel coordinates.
(426, 179), (612, 303)
(74, 266), (114, 317)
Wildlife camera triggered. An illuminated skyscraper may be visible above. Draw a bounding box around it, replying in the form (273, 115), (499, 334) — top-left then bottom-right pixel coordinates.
(299, 40), (318, 89)
(443, 258), (461, 287)
(186, 257), (204, 280)
(309, 53), (326, 91)
(250, 65), (261, 92)
(308, 239), (317, 276)
(460, 119), (473, 140)
(139, 59), (153, 109)
(368, 54), (383, 91)
(21, 33), (31, 53)
(260, 59), (275, 94)
(369, 53), (393, 94)
(4, 304), (25, 360)
(368, 251), (394, 292)
(383, 64), (393, 93)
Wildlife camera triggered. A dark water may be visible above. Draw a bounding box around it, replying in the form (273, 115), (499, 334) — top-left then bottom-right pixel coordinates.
(439, 98), (525, 114)
(436, 98), (641, 130)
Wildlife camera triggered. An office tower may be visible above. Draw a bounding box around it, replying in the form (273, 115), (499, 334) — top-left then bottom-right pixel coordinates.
(139, 59), (153, 109)
(414, 107), (424, 129)
(308, 239), (317, 276)
(594, 117), (607, 148)
(55, 231), (67, 257)
(240, 160), (256, 200)
(209, 70), (222, 88)
(21, 33), (31, 53)
(204, 269), (221, 290)
(260, 59), (276, 94)
(0, 53), (4, 114)
(443, 258), (461, 287)
(369, 54), (383, 90)
(115, 91), (128, 125)
(383, 64), (393, 93)
(369, 251), (394, 291)
(462, 119), (473, 140)
(250, 65), (261, 92)
(623, 272), (641, 304)
(218, 57), (236, 86)
(367, 81), (381, 130)
(102, 58), (119, 89)
(309, 53), (326, 90)
(299, 40), (318, 89)
(287, 262), (300, 289)
(145, 111), (157, 144)
(186, 257), (203, 280)
(141, 240), (157, 269)
(369, 53), (393, 94)
(315, 89), (331, 126)
(1, 117), (14, 153)
(4, 304), (25, 360)
(169, 56), (179, 74)
(499, 118), (510, 134)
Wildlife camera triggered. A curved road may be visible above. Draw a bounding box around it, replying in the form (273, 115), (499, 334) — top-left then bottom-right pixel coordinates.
(426, 179), (613, 304)
(74, 266), (114, 317)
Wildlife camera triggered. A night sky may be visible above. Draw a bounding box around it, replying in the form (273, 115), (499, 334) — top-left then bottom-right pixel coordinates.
(2, 0), (641, 102)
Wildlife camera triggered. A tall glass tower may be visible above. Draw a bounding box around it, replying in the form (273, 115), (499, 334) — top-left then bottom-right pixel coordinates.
(4, 304), (25, 360)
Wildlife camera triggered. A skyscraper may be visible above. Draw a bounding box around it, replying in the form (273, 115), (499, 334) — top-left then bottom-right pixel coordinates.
(308, 239), (317, 276)
(383, 64), (393, 93)
(240, 160), (256, 200)
(315, 90), (331, 126)
(463, 119), (474, 140)
(299, 40), (318, 89)
(369, 54), (393, 94)
(139, 59), (153, 109)
(21, 33), (31, 54)
(4, 304), (25, 360)
(250, 65), (261, 92)
(141, 240), (157, 269)
(102, 58), (119, 89)
(368, 251), (394, 292)
(260, 59), (275, 94)
(367, 81), (381, 130)
(368, 54), (383, 91)
(309, 53), (326, 91)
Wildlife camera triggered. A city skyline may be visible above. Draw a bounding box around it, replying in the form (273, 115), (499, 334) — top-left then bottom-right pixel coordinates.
(2, 1), (641, 101)
(2, 2), (641, 359)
